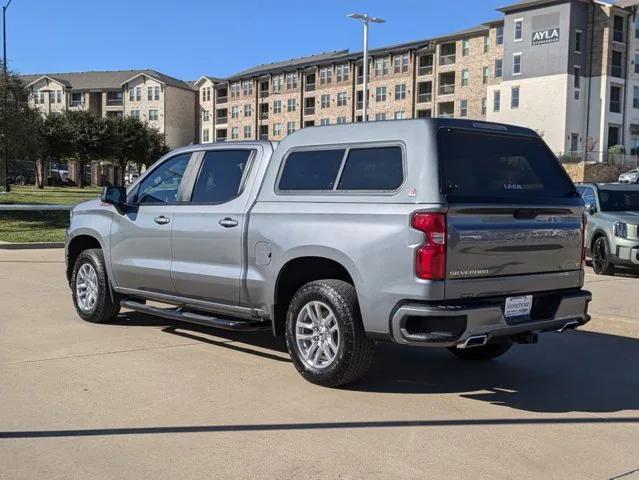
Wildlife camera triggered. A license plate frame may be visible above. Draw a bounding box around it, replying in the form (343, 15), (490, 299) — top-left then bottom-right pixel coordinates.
(504, 295), (533, 319)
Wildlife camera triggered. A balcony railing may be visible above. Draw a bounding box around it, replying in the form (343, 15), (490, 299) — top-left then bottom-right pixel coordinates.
(356, 101), (363, 110)
(417, 93), (433, 103)
(216, 136), (227, 142)
(439, 113), (454, 119)
(612, 65), (624, 78)
(259, 134), (269, 140)
(418, 66), (433, 76)
(106, 99), (123, 106)
(216, 116), (228, 124)
(260, 112), (269, 120)
(259, 91), (269, 99)
(305, 83), (316, 92)
(70, 101), (84, 107)
(304, 107), (315, 116)
(439, 84), (455, 95)
(439, 54), (456, 66)
(216, 96), (228, 104)
(613, 29), (624, 42)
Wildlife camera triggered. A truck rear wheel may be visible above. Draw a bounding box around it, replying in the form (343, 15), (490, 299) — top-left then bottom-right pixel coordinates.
(71, 248), (120, 324)
(448, 342), (512, 360)
(285, 280), (375, 387)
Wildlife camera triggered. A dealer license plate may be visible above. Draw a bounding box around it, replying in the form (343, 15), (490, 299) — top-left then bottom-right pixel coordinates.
(504, 295), (533, 319)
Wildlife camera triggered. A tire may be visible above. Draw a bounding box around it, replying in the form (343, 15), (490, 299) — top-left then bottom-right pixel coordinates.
(285, 280), (375, 387)
(448, 342), (513, 361)
(71, 248), (120, 323)
(591, 236), (615, 275)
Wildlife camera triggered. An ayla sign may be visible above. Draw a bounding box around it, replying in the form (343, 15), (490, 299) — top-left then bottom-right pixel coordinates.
(532, 28), (560, 45)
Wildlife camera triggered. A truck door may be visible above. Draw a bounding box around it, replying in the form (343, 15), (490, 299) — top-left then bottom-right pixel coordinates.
(170, 148), (256, 305)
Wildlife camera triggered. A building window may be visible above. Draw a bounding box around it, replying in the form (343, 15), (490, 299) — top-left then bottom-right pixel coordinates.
(272, 75), (283, 92)
(287, 121), (296, 135)
(375, 57), (389, 76)
(230, 82), (240, 98)
(337, 92), (347, 106)
(511, 86), (520, 109)
(613, 15), (624, 42)
(287, 98), (296, 112)
(375, 113), (386, 121)
(481, 97), (487, 115)
(461, 69), (469, 87)
(202, 129), (210, 143)
(129, 89), (134, 101)
(244, 104), (252, 117)
(376, 86), (387, 102)
(574, 66), (581, 90)
(336, 64), (350, 82)
(154, 86), (160, 100)
(273, 100), (281, 114)
(202, 109), (210, 122)
(575, 30), (583, 54)
(570, 133), (579, 153)
(320, 67), (332, 85)
(320, 118), (330, 126)
(131, 109), (140, 118)
(513, 53), (522, 75)
(482, 66), (489, 85)
(286, 73), (298, 90)
(231, 106), (239, 119)
(634, 86), (639, 109)
(56, 90), (62, 103)
(635, 54), (639, 74)
(495, 59), (503, 78)
(395, 83), (406, 100)
(462, 39), (470, 57)
(242, 80), (253, 96)
(337, 116), (346, 124)
(460, 99), (468, 117)
(496, 25), (504, 45)
(135, 87), (141, 101)
(394, 111), (406, 120)
(244, 125), (252, 139)
(231, 127), (239, 140)
(321, 94), (330, 108)
(514, 18), (523, 41)
(394, 53), (409, 73)
(273, 123), (282, 136)
(483, 35), (490, 53)
(612, 50), (624, 78)
(149, 109), (159, 121)
(494, 90), (501, 112)
(608, 125), (620, 149)
(147, 87), (153, 101)
(610, 85), (622, 113)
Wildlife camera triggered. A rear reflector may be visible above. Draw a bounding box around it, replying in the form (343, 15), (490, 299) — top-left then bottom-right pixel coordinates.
(412, 212), (447, 280)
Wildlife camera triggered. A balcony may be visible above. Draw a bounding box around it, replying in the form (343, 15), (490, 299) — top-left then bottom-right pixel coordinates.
(70, 101), (84, 107)
(417, 93), (432, 103)
(216, 96), (228, 104)
(356, 101), (363, 110)
(259, 91), (269, 99)
(304, 107), (315, 116)
(439, 54), (456, 66)
(216, 116), (228, 124)
(106, 99), (123, 106)
(260, 111), (269, 120)
(439, 84), (455, 96)
(259, 134), (269, 140)
(305, 83), (316, 92)
(418, 66), (433, 76)
(613, 29), (624, 43)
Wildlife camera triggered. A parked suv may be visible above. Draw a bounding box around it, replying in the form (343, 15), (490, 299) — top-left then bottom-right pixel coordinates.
(65, 119), (591, 387)
(577, 183), (639, 275)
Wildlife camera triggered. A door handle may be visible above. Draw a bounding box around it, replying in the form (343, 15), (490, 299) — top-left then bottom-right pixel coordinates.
(219, 217), (239, 228)
(154, 215), (171, 225)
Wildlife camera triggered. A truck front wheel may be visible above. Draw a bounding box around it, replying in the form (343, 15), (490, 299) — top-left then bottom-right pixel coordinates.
(71, 248), (120, 323)
(285, 280), (375, 387)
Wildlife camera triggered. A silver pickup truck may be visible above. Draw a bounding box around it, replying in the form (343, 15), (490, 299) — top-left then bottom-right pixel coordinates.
(65, 119), (591, 387)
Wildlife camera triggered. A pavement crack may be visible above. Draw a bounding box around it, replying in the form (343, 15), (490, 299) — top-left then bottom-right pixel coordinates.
(3, 342), (200, 365)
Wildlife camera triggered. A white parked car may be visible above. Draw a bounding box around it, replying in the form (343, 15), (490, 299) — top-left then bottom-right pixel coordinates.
(619, 168), (639, 183)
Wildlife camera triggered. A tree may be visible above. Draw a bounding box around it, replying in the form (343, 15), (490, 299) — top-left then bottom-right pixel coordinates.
(66, 110), (115, 187)
(0, 62), (43, 191)
(109, 116), (148, 186)
(33, 113), (75, 188)
(144, 127), (169, 171)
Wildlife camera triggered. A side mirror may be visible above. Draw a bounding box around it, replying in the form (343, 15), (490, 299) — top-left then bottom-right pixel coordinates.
(585, 203), (597, 215)
(101, 186), (127, 211)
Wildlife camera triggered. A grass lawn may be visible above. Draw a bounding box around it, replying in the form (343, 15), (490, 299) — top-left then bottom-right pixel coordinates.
(0, 186), (101, 243)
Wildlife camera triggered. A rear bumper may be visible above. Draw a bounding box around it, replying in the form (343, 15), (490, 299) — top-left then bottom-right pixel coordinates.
(390, 289), (592, 347)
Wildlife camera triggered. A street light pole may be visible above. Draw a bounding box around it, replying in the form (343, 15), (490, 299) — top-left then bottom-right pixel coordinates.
(347, 12), (385, 123)
(2, 0), (13, 193)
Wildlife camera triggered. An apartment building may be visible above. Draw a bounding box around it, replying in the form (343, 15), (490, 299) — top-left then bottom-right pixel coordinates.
(22, 69), (197, 149)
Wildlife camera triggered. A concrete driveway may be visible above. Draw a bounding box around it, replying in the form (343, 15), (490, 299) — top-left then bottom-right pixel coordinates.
(1, 249), (638, 480)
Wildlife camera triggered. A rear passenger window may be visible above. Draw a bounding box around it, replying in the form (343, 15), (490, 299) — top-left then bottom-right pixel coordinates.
(337, 147), (403, 191)
(190, 150), (252, 203)
(279, 149), (345, 191)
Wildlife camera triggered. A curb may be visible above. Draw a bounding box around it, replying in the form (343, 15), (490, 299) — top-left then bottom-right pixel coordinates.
(0, 242), (64, 250)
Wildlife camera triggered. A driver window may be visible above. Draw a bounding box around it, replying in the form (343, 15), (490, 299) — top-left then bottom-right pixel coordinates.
(579, 187), (596, 207)
(190, 150), (252, 203)
(136, 153), (191, 204)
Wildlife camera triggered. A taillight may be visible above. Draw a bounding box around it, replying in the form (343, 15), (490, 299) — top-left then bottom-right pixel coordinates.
(411, 212), (447, 280)
(581, 212), (587, 268)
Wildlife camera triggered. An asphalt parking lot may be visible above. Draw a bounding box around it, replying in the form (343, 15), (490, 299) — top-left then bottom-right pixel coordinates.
(1, 249), (638, 480)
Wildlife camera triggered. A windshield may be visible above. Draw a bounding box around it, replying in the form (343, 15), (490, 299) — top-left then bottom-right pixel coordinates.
(438, 129), (576, 203)
(598, 189), (639, 212)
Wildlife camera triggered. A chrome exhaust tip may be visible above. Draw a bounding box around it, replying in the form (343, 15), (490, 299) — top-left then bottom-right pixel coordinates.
(458, 334), (489, 349)
(557, 321), (580, 333)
